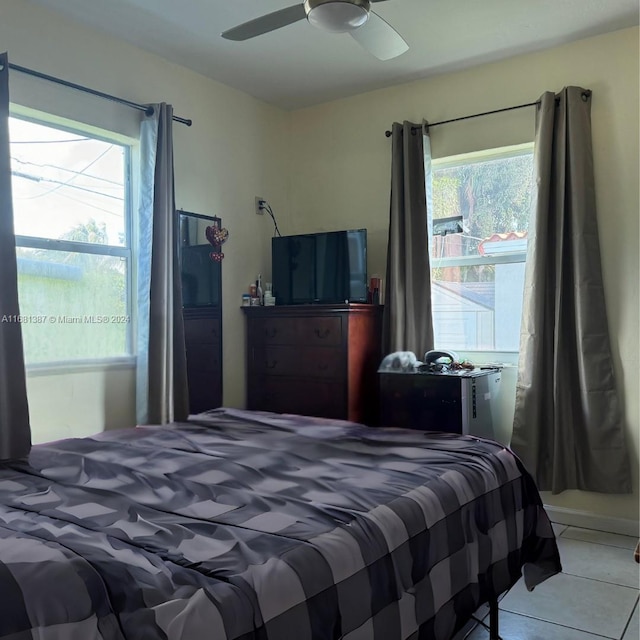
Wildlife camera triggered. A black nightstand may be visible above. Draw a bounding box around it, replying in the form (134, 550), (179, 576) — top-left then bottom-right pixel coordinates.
(379, 368), (501, 439)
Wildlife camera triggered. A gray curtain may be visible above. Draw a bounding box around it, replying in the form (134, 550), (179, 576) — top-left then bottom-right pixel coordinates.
(136, 103), (189, 425)
(0, 53), (31, 461)
(382, 121), (434, 357)
(511, 87), (631, 494)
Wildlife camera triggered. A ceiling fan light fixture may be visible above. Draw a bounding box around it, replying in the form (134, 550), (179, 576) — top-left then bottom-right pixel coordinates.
(305, 0), (370, 33)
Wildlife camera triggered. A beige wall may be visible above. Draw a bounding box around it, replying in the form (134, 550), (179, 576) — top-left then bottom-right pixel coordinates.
(2, 0), (289, 439)
(3, 3), (637, 524)
(287, 27), (639, 524)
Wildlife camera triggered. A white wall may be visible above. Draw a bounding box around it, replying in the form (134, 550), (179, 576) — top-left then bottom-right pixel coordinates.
(287, 28), (639, 525)
(2, 0), (290, 437)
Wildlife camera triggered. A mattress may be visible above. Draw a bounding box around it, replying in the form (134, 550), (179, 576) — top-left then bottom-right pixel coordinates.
(0, 408), (561, 639)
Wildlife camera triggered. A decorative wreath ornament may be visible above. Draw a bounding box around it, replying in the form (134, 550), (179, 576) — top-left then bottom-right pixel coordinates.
(206, 226), (229, 246)
(205, 224), (229, 261)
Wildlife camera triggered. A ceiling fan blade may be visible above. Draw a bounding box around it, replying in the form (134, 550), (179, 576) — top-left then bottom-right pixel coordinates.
(349, 11), (409, 60)
(221, 4), (307, 41)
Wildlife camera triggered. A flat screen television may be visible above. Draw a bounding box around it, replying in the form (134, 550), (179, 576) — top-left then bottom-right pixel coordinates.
(272, 229), (367, 305)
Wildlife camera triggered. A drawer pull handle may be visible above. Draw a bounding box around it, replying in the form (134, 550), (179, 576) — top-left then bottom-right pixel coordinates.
(266, 360), (278, 369)
(265, 328), (278, 339)
(314, 328), (330, 339)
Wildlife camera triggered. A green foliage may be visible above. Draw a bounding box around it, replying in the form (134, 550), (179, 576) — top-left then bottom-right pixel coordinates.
(60, 218), (109, 244)
(431, 152), (533, 284)
(17, 266), (127, 363)
(431, 174), (459, 219)
(432, 153), (534, 253)
(16, 217), (129, 363)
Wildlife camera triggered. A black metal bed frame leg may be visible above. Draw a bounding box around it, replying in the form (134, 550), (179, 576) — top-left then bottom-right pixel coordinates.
(488, 597), (500, 640)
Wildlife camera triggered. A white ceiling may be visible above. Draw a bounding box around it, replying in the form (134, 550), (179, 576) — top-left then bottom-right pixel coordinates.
(26, 0), (639, 110)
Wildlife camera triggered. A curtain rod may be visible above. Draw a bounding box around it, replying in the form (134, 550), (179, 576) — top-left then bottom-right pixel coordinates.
(5, 62), (192, 127)
(384, 90), (591, 137)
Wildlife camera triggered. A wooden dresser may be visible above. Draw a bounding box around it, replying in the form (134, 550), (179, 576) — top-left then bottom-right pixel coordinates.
(242, 304), (383, 425)
(178, 211), (223, 415)
(183, 306), (222, 413)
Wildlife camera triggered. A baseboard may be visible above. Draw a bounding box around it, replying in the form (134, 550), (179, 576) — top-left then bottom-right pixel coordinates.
(543, 505), (639, 537)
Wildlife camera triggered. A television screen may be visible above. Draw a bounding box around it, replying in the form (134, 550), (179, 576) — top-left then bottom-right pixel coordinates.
(272, 229), (367, 305)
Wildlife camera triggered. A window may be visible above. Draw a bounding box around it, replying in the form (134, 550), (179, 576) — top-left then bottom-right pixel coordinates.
(9, 116), (132, 365)
(430, 144), (534, 353)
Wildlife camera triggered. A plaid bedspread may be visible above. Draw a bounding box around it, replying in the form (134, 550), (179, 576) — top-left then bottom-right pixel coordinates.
(0, 408), (560, 640)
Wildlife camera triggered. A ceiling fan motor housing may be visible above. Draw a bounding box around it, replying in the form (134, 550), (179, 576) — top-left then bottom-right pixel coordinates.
(304, 0), (371, 33)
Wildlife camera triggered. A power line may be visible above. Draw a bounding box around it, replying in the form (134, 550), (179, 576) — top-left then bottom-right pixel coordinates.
(11, 156), (123, 187)
(45, 187), (124, 219)
(12, 169), (124, 201)
(14, 187), (123, 218)
(10, 137), (90, 144)
(11, 146), (123, 201)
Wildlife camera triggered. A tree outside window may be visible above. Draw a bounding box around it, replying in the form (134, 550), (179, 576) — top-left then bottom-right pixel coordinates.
(430, 145), (534, 352)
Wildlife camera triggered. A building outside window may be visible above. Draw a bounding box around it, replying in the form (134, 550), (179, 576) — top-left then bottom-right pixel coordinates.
(8, 115), (132, 366)
(430, 143), (534, 354)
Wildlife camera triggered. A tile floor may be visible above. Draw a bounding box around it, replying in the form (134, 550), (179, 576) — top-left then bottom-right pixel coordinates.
(459, 524), (640, 640)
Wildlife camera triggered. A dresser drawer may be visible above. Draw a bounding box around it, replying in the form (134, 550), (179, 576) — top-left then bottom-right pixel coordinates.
(184, 318), (221, 345)
(188, 370), (222, 414)
(186, 342), (221, 373)
(249, 376), (346, 419)
(251, 317), (297, 345)
(252, 345), (344, 378)
(249, 316), (343, 347)
(379, 373), (463, 433)
(295, 316), (342, 347)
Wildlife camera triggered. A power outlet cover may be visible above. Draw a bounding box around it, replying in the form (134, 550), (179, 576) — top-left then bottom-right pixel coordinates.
(255, 196), (264, 215)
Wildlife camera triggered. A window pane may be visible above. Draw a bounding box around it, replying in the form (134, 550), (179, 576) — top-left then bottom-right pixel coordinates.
(432, 262), (525, 351)
(431, 153), (533, 260)
(10, 118), (126, 247)
(431, 149), (533, 352)
(16, 248), (129, 363)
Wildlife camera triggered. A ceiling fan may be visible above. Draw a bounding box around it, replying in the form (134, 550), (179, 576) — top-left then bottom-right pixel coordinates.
(221, 0), (409, 61)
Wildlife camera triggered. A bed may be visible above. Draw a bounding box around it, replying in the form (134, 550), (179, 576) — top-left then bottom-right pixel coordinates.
(0, 408), (561, 640)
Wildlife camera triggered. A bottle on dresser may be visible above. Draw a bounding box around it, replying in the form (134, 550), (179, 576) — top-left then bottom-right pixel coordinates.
(249, 282), (259, 306)
(256, 274), (264, 305)
(264, 282), (275, 306)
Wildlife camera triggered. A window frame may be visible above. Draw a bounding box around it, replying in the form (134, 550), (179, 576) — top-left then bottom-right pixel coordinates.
(10, 112), (135, 371)
(429, 142), (534, 360)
